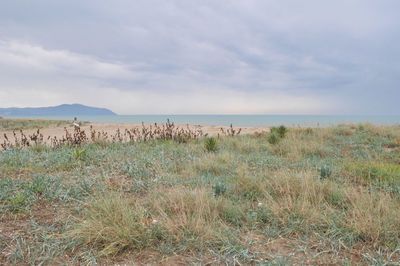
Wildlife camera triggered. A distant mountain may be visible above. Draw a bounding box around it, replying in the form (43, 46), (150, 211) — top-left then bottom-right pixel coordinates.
(0, 104), (117, 117)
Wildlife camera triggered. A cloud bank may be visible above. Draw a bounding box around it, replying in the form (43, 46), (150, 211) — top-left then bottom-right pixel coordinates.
(0, 1), (399, 114)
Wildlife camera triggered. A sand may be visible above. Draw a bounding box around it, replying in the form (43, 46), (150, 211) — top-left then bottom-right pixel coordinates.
(0, 122), (270, 145)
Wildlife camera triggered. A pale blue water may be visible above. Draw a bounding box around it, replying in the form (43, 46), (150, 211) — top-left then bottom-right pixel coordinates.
(19, 115), (400, 127)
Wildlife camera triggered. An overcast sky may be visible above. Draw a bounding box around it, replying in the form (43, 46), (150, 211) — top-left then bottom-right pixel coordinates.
(0, 1), (399, 114)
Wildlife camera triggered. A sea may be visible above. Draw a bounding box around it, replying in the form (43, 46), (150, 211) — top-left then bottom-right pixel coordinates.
(20, 115), (400, 127)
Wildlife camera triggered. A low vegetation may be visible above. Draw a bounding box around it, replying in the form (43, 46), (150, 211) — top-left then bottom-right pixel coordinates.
(0, 118), (69, 131)
(1, 120), (206, 150)
(1, 121), (400, 264)
(204, 137), (218, 152)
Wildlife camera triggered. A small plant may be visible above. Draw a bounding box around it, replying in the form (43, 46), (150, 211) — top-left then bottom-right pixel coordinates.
(267, 133), (280, 145)
(214, 182), (226, 197)
(73, 148), (87, 161)
(9, 192), (29, 212)
(205, 137), (218, 152)
(28, 175), (47, 196)
(220, 124), (242, 136)
(277, 125), (288, 138)
(320, 165), (332, 179)
(271, 125), (288, 138)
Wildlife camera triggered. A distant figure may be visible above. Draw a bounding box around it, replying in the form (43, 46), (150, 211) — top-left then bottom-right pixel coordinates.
(73, 117), (80, 127)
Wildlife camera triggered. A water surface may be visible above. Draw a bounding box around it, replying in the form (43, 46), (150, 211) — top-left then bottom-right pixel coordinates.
(14, 115), (400, 127)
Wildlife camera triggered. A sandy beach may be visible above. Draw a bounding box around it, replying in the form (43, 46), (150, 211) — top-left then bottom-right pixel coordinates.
(0, 122), (270, 144)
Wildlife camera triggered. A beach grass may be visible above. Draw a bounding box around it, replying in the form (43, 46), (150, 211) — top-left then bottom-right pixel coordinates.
(1, 122), (400, 264)
(0, 118), (70, 131)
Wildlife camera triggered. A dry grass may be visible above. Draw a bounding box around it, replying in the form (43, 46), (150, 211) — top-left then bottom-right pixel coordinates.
(68, 194), (154, 255)
(267, 128), (334, 161)
(345, 187), (400, 246)
(69, 187), (236, 256)
(149, 187), (232, 243)
(2, 122), (400, 264)
(1, 120), (208, 150)
(68, 167), (400, 262)
(264, 171), (342, 226)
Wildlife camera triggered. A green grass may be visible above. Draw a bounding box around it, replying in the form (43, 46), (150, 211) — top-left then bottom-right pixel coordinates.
(204, 137), (218, 152)
(0, 118), (70, 131)
(1, 124), (400, 264)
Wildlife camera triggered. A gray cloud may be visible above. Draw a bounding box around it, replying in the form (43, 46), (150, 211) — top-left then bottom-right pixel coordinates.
(0, 0), (399, 114)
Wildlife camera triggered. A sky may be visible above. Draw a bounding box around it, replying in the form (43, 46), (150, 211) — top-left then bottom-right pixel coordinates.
(0, 1), (399, 115)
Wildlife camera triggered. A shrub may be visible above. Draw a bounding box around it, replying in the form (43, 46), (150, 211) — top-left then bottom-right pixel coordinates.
(267, 133), (280, 145)
(271, 125), (288, 138)
(277, 125), (288, 138)
(205, 137), (218, 152)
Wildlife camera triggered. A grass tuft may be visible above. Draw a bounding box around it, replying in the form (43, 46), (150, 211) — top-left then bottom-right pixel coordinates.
(204, 137), (218, 152)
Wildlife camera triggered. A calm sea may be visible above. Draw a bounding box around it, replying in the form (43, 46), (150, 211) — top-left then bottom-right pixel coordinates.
(23, 115), (400, 127)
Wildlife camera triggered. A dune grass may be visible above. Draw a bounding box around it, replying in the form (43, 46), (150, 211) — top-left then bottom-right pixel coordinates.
(1, 123), (400, 264)
(0, 118), (70, 131)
